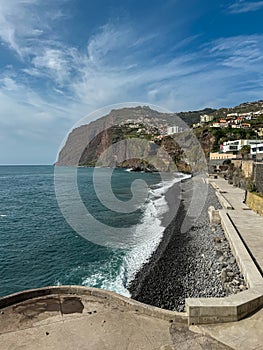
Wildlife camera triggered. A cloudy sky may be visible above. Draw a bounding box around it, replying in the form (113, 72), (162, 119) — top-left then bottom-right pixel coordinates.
(0, 0), (263, 164)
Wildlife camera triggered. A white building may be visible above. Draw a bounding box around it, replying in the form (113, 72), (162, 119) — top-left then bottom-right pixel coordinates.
(253, 110), (263, 115)
(212, 122), (221, 128)
(222, 139), (262, 153)
(239, 112), (252, 117)
(251, 143), (263, 158)
(192, 123), (201, 128)
(200, 114), (214, 123)
(167, 126), (183, 135)
(227, 113), (238, 117)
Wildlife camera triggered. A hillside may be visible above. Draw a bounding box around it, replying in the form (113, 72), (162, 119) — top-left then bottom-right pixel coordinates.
(177, 108), (216, 125)
(56, 100), (263, 167)
(209, 100), (263, 118)
(178, 100), (263, 126)
(192, 100), (263, 155)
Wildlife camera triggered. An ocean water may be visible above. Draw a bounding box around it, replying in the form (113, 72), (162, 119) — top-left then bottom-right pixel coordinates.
(0, 165), (184, 297)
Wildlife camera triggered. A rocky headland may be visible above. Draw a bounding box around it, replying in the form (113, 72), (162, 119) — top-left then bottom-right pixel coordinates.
(55, 106), (198, 173)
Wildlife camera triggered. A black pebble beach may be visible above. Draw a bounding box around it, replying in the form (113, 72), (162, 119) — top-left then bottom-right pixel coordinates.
(128, 177), (247, 312)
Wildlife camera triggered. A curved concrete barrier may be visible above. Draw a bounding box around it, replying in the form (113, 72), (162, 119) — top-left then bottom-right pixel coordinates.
(0, 285), (187, 323)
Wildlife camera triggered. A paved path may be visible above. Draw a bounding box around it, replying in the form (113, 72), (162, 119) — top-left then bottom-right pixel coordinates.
(193, 308), (263, 350)
(194, 178), (263, 350)
(211, 178), (263, 275)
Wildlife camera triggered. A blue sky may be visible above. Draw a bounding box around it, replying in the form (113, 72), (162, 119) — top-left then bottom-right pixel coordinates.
(0, 0), (263, 164)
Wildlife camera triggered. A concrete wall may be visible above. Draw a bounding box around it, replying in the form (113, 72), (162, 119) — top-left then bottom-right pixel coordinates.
(246, 191), (263, 216)
(0, 285), (187, 324)
(230, 160), (262, 192)
(232, 160), (254, 178)
(232, 159), (242, 169)
(253, 163), (263, 193)
(242, 160), (254, 178)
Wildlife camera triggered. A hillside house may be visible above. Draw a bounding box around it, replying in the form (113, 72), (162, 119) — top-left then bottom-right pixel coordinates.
(167, 126), (183, 134)
(222, 139), (262, 153)
(200, 114), (214, 123)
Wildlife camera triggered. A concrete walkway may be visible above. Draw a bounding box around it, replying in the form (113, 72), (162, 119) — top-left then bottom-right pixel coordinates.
(194, 178), (263, 350)
(193, 308), (263, 350)
(211, 178), (263, 274)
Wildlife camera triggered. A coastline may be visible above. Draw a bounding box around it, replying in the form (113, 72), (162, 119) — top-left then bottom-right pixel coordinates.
(121, 172), (190, 296)
(128, 176), (247, 311)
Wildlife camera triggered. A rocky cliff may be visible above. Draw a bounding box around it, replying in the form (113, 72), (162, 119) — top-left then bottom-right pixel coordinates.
(78, 126), (191, 172)
(193, 128), (215, 158)
(56, 106), (192, 173)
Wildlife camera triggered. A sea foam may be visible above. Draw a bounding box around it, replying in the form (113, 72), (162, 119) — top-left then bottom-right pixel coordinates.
(82, 173), (190, 297)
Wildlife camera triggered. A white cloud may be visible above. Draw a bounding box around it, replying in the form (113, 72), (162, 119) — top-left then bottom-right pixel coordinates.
(31, 48), (72, 84)
(0, 76), (19, 91)
(208, 35), (263, 69)
(0, 0), (68, 58)
(227, 1), (263, 14)
(1, 0), (263, 163)
(0, 0), (41, 56)
(87, 24), (127, 64)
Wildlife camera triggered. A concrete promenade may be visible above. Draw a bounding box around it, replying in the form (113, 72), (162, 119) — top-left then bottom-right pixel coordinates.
(211, 178), (263, 275)
(194, 178), (263, 350)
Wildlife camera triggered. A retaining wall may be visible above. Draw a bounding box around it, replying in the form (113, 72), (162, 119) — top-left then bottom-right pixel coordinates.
(232, 160), (254, 178)
(253, 162), (263, 193)
(246, 191), (263, 216)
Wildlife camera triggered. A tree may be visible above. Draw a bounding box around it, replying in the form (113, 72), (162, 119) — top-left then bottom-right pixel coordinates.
(240, 145), (251, 159)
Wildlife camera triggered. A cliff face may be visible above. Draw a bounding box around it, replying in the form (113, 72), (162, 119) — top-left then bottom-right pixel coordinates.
(56, 106), (191, 172)
(78, 126), (190, 172)
(79, 128), (113, 166)
(56, 113), (115, 166)
(193, 128), (215, 158)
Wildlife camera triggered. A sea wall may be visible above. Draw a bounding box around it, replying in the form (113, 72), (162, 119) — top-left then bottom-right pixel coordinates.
(246, 192), (263, 216)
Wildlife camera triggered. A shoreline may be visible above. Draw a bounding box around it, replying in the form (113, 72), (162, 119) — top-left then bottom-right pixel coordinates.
(128, 176), (247, 311)
(121, 172), (190, 297)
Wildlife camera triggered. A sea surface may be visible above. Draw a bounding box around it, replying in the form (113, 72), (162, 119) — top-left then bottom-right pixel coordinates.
(0, 165), (185, 297)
